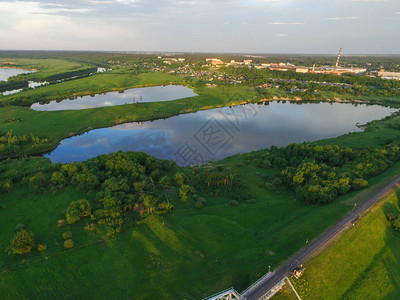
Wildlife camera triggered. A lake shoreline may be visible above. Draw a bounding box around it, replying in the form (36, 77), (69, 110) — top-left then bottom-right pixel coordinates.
(43, 101), (397, 164)
(0, 66), (38, 72)
(3, 96), (395, 162)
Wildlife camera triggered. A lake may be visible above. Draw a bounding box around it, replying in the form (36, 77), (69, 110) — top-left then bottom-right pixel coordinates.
(30, 85), (198, 111)
(44, 102), (397, 165)
(0, 67), (34, 82)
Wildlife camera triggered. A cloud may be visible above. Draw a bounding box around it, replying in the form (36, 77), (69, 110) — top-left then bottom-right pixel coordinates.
(0, 1), (135, 50)
(115, 0), (139, 5)
(85, 0), (114, 5)
(0, 0), (399, 53)
(269, 22), (305, 25)
(324, 16), (360, 20)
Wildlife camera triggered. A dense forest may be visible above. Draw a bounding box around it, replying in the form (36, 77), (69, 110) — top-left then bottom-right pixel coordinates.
(261, 143), (400, 203)
(36, 66), (98, 82)
(0, 130), (53, 158)
(0, 75), (28, 93)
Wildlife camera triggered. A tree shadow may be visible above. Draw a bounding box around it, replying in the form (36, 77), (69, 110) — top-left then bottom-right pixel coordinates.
(342, 189), (400, 299)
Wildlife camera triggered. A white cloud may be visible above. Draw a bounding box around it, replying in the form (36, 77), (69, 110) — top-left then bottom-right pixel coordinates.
(0, 1), (135, 50)
(269, 22), (305, 25)
(85, 0), (114, 5)
(324, 16), (360, 20)
(0, 0), (399, 53)
(115, 0), (140, 5)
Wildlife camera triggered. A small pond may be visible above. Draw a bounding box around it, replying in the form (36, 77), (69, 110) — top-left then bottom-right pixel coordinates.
(0, 67), (34, 82)
(44, 102), (398, 165)
(30, 85), (198, 111)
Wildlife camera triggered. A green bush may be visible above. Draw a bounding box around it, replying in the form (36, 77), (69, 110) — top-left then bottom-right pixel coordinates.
(1, 180), (12, 193)
(62, 231), (72, 239)
(260, 159), (271, 169)
(159, 175), (172, 186)
(352, 178), (369, 190)
(246, 199), (257, 204)
(65, 199), (91, 224)
(272, 177), (282, 186)
(391, 218), (400, 231)
(265, 182), (275, 191)
(387, 212), (397, 221)
(84, 224), (96, 231)
(15, 223), (26, 232)
(228, 200), (239, 206)
(37, 244), (47, 252)
(194, 201), (204, 209)
(9, 230), (35, 255)
(64, 239), (74, 249)
(174, 172), (185, 186)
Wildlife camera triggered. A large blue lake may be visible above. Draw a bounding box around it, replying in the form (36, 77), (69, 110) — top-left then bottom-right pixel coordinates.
(44, 102), (397, 165)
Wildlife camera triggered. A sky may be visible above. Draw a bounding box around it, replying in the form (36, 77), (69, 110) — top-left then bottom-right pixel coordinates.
(0, 0), (399, 54)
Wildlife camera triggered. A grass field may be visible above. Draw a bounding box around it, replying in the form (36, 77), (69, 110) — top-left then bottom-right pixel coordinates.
(2, 71), (186, 105)
(0, 58), (94, 80)
(274, 181), (400, 299)
(1, 153), (400, 299)
(0, 155), (350, 299)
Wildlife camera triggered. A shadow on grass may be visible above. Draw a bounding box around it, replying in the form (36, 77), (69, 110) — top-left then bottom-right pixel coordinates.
(341, 192), (400, 300)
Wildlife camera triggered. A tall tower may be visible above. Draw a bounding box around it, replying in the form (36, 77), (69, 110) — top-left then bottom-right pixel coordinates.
(336, 48), (342, 68)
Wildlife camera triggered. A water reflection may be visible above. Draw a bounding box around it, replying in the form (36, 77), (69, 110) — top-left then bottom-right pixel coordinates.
(0, 67), (34, 82)
(45, 102), (397, 165)
(30, 85), (198, 111)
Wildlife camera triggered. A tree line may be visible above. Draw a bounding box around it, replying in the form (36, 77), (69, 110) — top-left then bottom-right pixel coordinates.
(251, 143), (400, 204)
(0, 74), (29, 93)
(0, 130), (52, 158)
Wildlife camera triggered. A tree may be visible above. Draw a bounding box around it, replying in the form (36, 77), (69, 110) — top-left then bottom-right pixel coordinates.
(64, 239), (74, 249)
(37, 244), (47, 252)
(272, 177), (282, 186)
(65, 199), (92, 224)
(352, 178), (368, 190)
(51, 171), (66, 186)
(174, 172), (185, 186)
(62, 231), (72, 239)
(392, 218), (400, 231)
(159, 175), (172, 186)
(9, 230), (34, 255)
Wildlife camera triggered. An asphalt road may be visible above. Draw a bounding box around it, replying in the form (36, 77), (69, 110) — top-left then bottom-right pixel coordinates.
(245, 175), (400, 300)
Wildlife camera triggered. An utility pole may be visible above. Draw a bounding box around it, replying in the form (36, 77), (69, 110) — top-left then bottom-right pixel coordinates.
(4, 100), (10, 122)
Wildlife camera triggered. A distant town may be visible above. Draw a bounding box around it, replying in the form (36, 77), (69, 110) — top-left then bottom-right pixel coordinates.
(159, 54), (400, 80)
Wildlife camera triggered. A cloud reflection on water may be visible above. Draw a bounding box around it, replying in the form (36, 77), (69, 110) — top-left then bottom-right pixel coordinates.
(45, 102), (398, 165)
(30, 85), (197, 111)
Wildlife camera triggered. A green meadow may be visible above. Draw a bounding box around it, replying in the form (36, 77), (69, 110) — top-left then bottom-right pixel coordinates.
(275, 181), (400, 300)
(0, 58), (95, 79)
